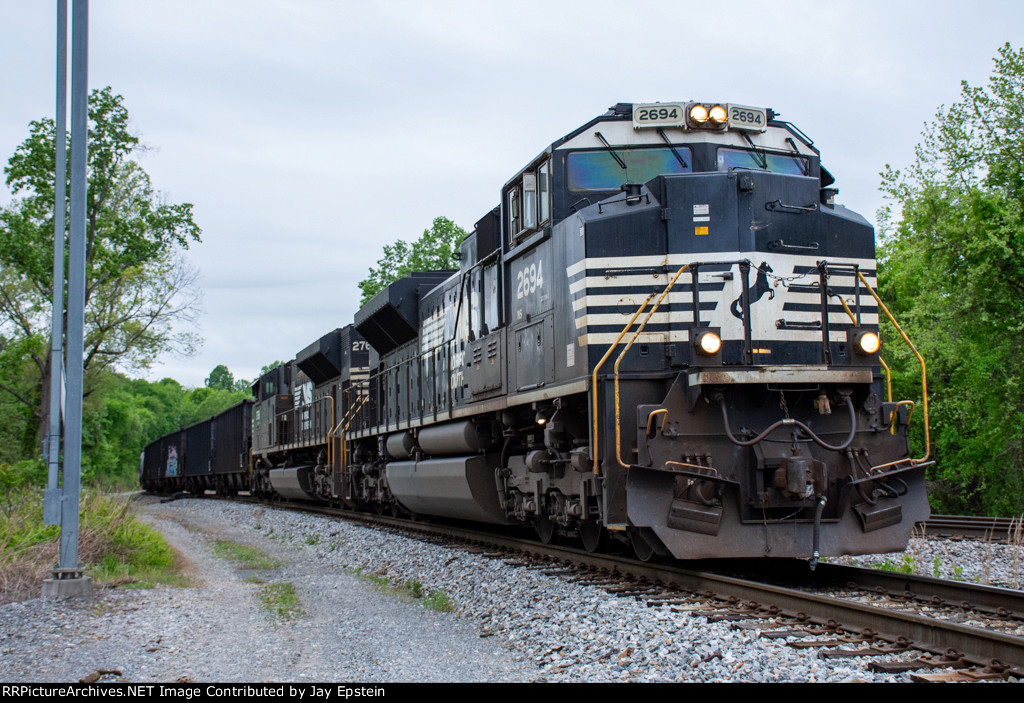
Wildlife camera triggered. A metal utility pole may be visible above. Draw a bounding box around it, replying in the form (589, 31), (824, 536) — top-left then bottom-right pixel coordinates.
(43, 0), (91, 599)
(43, 0), (67, 523)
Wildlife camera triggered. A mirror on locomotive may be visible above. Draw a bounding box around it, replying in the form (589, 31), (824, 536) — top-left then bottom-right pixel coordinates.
(506, 158), (551, 245)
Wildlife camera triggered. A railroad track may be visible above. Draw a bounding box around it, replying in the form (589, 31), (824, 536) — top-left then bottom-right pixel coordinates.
(170, 493), (1024, 681)
(921, 515), (1024, 543)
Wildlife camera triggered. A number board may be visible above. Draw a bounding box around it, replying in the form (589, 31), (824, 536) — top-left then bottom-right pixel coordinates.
(726, 104), (768, 132)
(632, 103), (685, 129)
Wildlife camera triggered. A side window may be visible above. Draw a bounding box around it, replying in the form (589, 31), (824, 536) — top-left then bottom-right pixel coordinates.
(538, 161), (550, 225)
(507, 158), (551, 244)
(507, 187), (521, 241)
(484, 263), (499, 333)
(522, 173), (537, 231)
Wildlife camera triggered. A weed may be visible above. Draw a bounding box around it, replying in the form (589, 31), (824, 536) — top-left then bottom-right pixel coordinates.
(305, 534), (319, 546)
(952, 565), (964, 581)
(348, 568), (435, 605)
(0, 486), (187, 603)
(932, 555), (942, 578)
(244, 575), (267, 585)
(212, 540), (281, 570)
(259, 582), (303, 620)
(875, 554), (914, 574)
(423, 589), (455, 612)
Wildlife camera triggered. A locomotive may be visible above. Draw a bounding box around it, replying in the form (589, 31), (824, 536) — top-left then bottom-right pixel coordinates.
(141, 100), (930, 564)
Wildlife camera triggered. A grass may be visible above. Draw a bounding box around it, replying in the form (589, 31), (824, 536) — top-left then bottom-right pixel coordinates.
(874, 553), (915, 574)
(423, 589), (455, 612)
(211, 539), (281, 570)
(259, 581), (303, 619)
(348, 567), (453, 612)
(209, 538), (302, 620)
(0, 485), (187, 603)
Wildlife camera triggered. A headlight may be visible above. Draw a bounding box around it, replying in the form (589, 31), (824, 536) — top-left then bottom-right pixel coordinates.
(689, 104), (709, 124)
(854, 331), (881, 355)
(709, 105), (728, 124)
(694, 330), (722, 356)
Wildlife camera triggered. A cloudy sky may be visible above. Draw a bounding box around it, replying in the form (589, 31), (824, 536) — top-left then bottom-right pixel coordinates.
(2, 1), (1022, 387)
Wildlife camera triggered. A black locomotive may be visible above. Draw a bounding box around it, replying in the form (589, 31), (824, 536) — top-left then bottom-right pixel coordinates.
(141, 101), (930, 563)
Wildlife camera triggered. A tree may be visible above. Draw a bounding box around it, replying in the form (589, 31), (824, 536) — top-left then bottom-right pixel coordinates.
(877, 43), (1024, 515)
(204, 364), (250, 393)
(0, 87), (201, 458)
(358, 216), (467, 305)
(205, 364), (234, 391)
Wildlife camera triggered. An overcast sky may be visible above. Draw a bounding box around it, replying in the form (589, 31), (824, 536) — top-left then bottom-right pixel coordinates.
(2, 1), (1022, 387)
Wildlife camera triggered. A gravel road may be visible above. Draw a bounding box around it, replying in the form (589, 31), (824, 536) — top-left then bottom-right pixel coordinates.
(1, 496), (1021, 683)
(0, 496), (535, 683)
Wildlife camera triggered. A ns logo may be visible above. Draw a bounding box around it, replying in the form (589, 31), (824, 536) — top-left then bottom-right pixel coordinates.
(730, 262), (775, 319)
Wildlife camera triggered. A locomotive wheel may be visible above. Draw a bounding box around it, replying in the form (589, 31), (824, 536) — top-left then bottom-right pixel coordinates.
(533, 517), (558, 544)
(579, 521), (605, 553)
(629, 528), (656, 562)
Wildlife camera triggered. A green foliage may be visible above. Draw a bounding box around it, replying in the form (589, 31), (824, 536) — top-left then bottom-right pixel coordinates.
(358, 216), (467, 305)
(80, 370), (250, 489)
(873, 554), (915, 574)
(0, 487), (185, 602)
(0, 87), (202, 459)
(877, 43), (1024, 515)
(205, 364), (251, 392)
(212, 539), (281, 570)
(423, 589), (455, 612)
(258, 582), (303, 620)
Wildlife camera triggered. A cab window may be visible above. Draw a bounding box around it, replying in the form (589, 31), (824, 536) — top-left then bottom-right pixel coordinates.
(566, 146), (692, 191)
(717, 147), (808, 175)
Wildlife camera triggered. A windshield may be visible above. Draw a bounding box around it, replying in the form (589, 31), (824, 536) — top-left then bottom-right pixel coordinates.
(567, 146), (692, 191)
(717, 147), (808, 175)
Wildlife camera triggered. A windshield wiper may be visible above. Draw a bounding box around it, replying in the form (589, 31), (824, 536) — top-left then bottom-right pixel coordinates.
(594, 131), (628, 172)
(785, 137), (810, 176)
(740, 132), (769, 170)
(656, 128), (689, 169)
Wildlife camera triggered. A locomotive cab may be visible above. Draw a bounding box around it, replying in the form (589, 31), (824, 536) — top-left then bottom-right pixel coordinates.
(556, 102), (929, 561)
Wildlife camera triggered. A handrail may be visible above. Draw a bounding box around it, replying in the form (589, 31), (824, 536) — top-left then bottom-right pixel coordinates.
(645, 408), (669, 437)
(827, 266), (929, 466)
(275, 394), (335, 447)
(831, 292), (893, 403)
(614, 264), (692, 468)
(341, 394), (370, 484)
(591, 294), (654, 475)
(854, 270), (929, 465)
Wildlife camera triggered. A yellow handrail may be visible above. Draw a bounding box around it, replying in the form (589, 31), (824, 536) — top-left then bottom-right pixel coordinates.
(614, 264), (691, 468)
(331, 389), (370, 500)
(645, 408), (669, 436)
(591, 295), (654, 475)
(854, 270), (929, 465)
(831, 293), (893, 403)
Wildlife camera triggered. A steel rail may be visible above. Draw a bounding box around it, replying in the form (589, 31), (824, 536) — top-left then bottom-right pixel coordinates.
(921, 515), (1023, 543)
(237, 498), (1024, 676)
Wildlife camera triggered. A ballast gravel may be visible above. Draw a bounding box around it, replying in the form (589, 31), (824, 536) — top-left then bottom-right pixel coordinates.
(0, 496), (1020, 683)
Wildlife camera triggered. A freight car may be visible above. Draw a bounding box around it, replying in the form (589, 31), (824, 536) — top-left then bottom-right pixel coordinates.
(142, 100), (931, 565)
